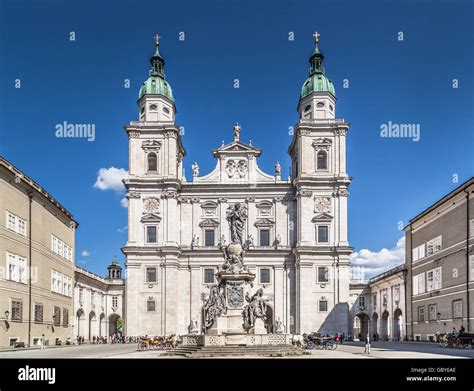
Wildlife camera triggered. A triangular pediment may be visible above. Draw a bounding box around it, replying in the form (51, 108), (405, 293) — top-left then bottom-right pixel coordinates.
(141, 213), (162, 223)
(254, 218), (275, 227)
(311, 213), (333, 222)
(213, 141), (261, 156)
(199, 218), (220, 227)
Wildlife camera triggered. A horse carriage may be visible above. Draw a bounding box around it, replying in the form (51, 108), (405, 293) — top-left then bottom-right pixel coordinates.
(137, 334), (178, 351)
(303, 333), (337, 350)
(437, 332), (474, 349)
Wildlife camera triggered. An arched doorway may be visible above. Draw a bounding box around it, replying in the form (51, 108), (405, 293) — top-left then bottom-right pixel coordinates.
(88, 311), (96, 341)
(371, 313), (379, 341)
(264, 305), (274, 333)
(381, 310), (389, 340)
(99, 313), (105, 337)
(393, 308), (402, 341)
(76, 309), (85, 339)
(109, 314), (120, 337)
(353, 313), (369, 340)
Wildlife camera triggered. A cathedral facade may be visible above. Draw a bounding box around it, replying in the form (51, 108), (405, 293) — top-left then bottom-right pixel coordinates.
(123, 35), (352, 337)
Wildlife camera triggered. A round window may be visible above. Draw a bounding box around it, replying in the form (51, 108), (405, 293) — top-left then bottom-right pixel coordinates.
(316, 102), (325, 108)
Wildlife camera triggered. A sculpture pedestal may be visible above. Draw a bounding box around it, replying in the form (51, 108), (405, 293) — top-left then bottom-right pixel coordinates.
(252, 318), (267, 335)
(194, 264), (292, 347)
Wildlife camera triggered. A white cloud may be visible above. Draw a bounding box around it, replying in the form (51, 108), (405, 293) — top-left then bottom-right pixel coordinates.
(350, 236), (405, 280)
(78, 260), (87, 265)
(120, 197), (128, 208)
(117, 226), (128, 233)
(81, 250), (90, 257)
(94, 167), (128, 193)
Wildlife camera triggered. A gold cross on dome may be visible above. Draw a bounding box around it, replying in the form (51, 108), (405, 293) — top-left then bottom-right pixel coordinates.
(155, 33), (160, 47)
(313, 31), (320, 44)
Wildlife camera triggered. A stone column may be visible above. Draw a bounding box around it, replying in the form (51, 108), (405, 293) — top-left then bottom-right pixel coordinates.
(298, 191), (313, 245)
(246, 197), (256, 244)
(339, 129), (347, 176)
(164, 257), (179, 334)
(338, 190), (349, 246)
(165, 193), (179, 245)
(218, 198), (227, 241)
(190, 265), (201, 332)
(274, 266), (285, 330)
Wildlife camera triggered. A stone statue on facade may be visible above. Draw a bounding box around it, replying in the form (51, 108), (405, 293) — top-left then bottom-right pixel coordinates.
(244, 234), (254, 249)
(274, 234), (281, 249)
(192, 162), (199, 177)
(242, 288), (267, 330)
(203, 285), (226, 330)
(274, 317), (283, 333)
(275, 162), (281, 176)
(233, 123), (241, 142)
(188, 317), (198, 334)
(191, 234), (199, 249)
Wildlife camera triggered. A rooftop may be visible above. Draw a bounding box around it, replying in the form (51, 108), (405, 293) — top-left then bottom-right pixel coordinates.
(407, 177), (474, 226)
(0, 156), (78, 227)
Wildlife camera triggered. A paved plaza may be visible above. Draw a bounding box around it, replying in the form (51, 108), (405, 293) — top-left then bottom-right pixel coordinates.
(0, 341), (473, 359)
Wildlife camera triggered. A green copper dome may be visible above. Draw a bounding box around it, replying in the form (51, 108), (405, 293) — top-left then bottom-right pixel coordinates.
(300, 40), (336, 99)
(300, 73), (335, 98)
(138, 39), (175, 102)
(139, 76), (174, 101)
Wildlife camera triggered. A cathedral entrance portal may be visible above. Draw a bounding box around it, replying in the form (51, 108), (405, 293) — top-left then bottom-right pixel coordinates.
(353, 313), (369, 340)
(264, 305), (274, 333)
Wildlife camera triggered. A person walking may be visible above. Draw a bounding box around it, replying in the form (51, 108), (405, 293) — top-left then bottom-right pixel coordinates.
(40, 334), (46, 350)
(364, 334), (371, 354)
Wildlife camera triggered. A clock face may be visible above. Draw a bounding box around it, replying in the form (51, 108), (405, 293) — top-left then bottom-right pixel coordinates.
(144, 198), (159, 213)
(314, 197), (331, 213)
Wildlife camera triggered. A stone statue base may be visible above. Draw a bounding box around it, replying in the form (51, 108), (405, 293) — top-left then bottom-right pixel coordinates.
(252, 318), (267, 335)
(195, 251), (293, 347)
(182, 333), (291, 347)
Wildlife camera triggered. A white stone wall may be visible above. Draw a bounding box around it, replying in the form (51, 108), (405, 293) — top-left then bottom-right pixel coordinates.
(124, 87), (352, 337)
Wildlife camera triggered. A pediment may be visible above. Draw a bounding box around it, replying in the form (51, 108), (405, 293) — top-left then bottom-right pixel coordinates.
(254, 218), (275, 227)
(199, 218), (220, 227)
(201, 201), (218, 209)
(214, 141), (261, 156)
(141, 213), (162, 223)
(311, 213), (333, 222)
(312, 138), (332, 146)
(256, 200), (273, 208)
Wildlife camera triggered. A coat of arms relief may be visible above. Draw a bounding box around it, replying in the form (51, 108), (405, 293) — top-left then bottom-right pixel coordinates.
(226, 159), (248, 178)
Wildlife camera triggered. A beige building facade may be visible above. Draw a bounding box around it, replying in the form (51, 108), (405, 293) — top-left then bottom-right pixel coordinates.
(405, 178), (474, 341)
(0, 157), (78, 348)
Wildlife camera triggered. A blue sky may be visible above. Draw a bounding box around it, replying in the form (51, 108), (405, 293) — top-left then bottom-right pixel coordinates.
(0, 0), (472, 278)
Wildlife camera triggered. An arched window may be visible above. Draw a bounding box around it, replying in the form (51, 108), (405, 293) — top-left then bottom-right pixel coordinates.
(316, 150), (327, 170)
(147, 152), (157, 172)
